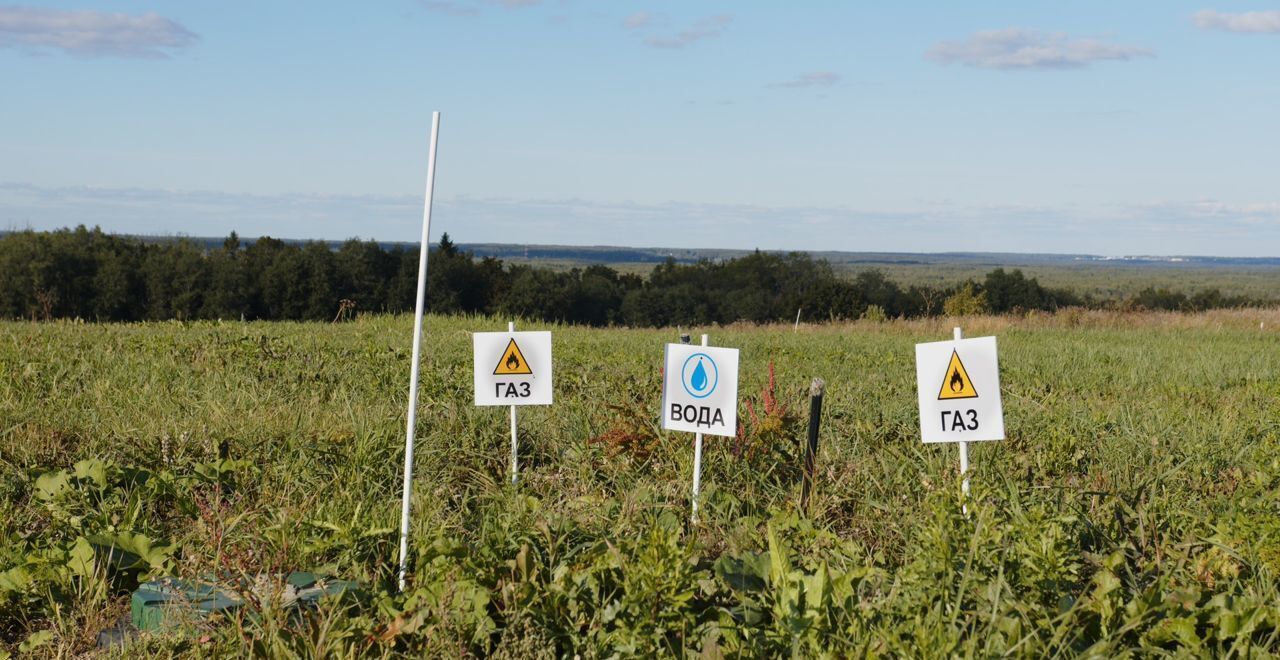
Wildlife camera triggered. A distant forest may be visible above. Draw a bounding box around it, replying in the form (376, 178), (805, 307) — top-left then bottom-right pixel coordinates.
(0, 226), (1264, 325)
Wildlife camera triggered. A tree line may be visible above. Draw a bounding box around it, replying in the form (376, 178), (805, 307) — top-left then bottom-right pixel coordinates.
(0, 226), (1263, 325)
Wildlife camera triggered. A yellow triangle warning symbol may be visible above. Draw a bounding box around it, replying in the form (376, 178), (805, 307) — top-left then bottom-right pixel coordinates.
(937, 349), (978, 400)
(493, 338), (533, 375)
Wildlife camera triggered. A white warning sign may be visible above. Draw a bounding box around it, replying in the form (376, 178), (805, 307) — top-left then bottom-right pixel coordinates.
(661, 343), (739, 438)
(915, 336), (1004, 444)
(473, 331), (552, 406)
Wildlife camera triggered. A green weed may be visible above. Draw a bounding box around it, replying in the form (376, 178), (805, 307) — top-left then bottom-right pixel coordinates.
(1, 309), (1279, 656)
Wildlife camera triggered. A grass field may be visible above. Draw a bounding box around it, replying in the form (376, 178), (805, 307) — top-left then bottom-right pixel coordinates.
(2, 310), (1279, 656)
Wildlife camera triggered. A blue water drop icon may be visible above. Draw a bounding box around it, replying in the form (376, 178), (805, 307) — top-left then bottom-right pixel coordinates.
(691, 359), (708, 391)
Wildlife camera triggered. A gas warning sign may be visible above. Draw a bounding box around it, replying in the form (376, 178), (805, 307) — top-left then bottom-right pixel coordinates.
(915, 336), (1004, 444)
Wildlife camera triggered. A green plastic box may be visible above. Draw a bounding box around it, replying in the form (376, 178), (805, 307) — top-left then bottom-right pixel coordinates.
(131, 572), (359, 633)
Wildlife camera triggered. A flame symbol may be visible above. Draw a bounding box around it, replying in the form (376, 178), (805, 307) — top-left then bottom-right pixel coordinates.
(949, 370), (964, 392)
(690, 359), (708, 391)
(506, 353), (521, 370)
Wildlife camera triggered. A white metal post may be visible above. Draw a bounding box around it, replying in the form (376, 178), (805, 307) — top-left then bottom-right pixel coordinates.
(954, 326), (970, 511)
(690, 333), (708, 524)
(509, 321), (518, 484)
(397, 111), (440, 592)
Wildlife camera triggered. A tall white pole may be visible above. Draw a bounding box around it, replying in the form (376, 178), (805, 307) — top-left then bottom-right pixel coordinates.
(509, 320), (518, 484)
(954, 326), (970, 512)
(397, 111), (440, 592)
(690, 333), (708, 524)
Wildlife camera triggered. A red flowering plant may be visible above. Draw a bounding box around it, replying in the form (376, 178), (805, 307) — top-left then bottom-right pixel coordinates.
(730, 362), (803, 482)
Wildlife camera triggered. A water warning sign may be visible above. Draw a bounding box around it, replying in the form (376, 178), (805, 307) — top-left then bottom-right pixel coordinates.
(661, 343), (739, 437)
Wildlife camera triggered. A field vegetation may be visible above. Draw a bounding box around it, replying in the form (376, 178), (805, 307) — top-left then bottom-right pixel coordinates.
(486, 255), (1280, 305)
(2, 309), (1279, 656)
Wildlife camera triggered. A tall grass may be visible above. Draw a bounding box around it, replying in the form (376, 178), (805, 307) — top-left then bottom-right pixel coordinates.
(1, 309), (1278, 656)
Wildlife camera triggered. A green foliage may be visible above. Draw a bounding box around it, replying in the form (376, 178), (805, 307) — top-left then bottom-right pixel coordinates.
(6, 228), (1267, 327)
(3, 312), (1280, 655)
(860, 304), (887, 322)
(983, 268), (1079, 313)
(1125, 286), (1253, 312)
(944, 282), (990, 316)
(0, 459), (181, 650)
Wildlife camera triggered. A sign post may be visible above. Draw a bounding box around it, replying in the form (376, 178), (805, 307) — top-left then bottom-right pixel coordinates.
(662, 336), (739, 524)
(914, 326), (1004, 510)
(800, 377), (825, 514)
(508, 321), (518, 482)
(398, 111), (441, 592)
(954, 327), (970, 501)
(473, 324), (553, 484)
(691, 335), (706, 523)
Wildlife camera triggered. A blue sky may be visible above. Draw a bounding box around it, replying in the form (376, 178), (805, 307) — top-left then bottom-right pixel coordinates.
(1, 2), (1277, 255)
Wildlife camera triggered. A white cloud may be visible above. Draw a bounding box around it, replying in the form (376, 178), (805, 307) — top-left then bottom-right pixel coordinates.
(1138, 199), (1280, 218)
(1193, 9), (1280, 33)
(0, 6), (196, 58)
(622, 12), (652, 29)
(644, 14), (731, 49)
(769, 71), (841, 89)
(6, 182), (1279, 255)
(419, 1), (480, 16)
(928, 28), (1152, 70)
(420, 0), (539, 15)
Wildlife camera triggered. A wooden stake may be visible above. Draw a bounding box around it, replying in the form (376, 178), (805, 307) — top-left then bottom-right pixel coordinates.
(801, 377), (825, 513)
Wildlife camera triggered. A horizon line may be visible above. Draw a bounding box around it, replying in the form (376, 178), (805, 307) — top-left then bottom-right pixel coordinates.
(4, 226), (1279, 262)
